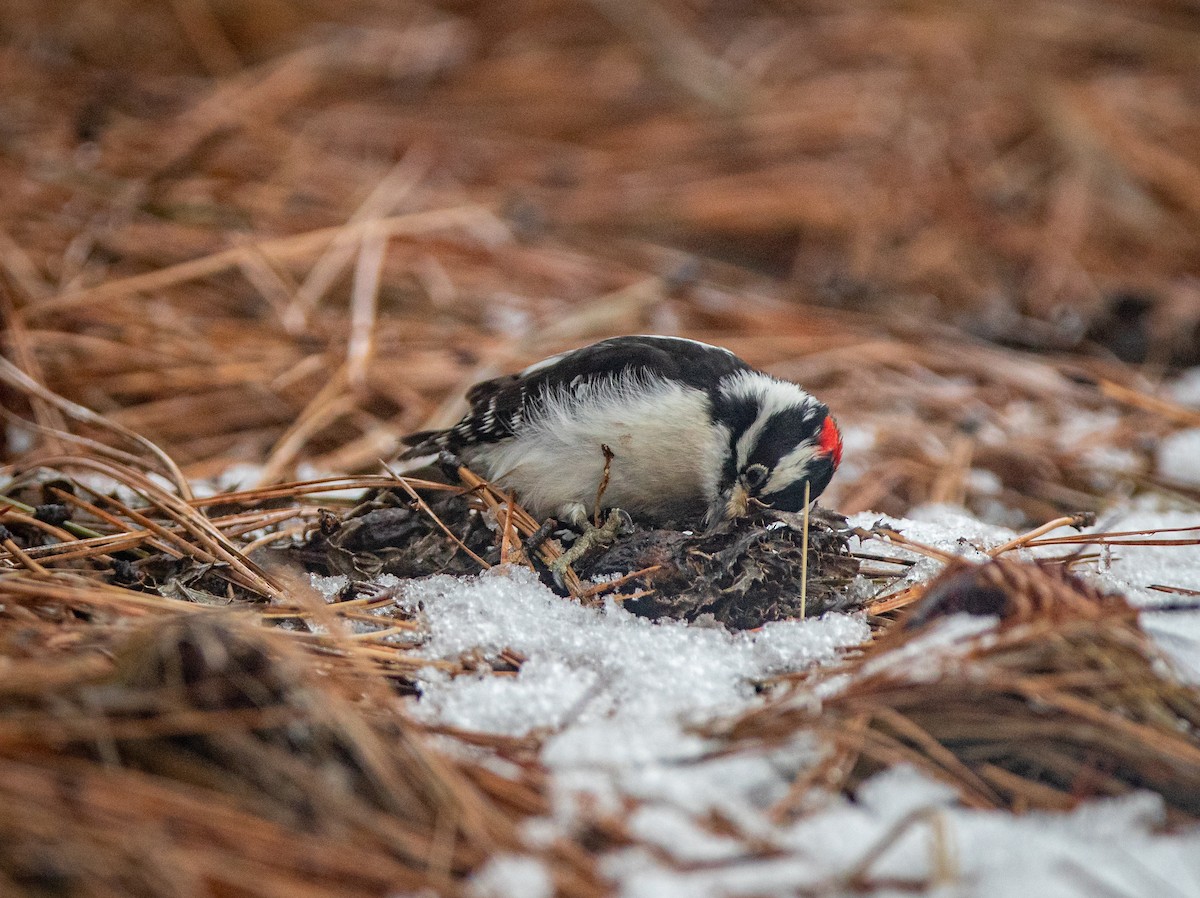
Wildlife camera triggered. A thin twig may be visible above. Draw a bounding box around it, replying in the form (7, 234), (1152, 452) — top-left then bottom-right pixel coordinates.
(579, 564), (663, 598)
(990, 513), (1096, 556)
(593, 443), (614, 527)
(800, 479), (810, 620)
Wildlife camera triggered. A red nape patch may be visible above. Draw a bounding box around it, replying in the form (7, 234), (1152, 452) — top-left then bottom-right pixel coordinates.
(820, 416), (843, 467)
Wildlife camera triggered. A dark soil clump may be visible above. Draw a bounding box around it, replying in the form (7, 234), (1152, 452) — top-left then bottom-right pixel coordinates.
(300, 487), (863, 629)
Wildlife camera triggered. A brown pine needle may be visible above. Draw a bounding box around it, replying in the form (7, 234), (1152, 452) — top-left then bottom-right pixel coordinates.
(579, 564), (663, 598)
(990, 513), (1096, 557)
(454, 465), (584, 598)
(25, 207), (504, 318)
(189, 476), (458, 508)
(1, 537), (48, 574)
(0, 356), (194, 500)
(382, 462), (493, 571)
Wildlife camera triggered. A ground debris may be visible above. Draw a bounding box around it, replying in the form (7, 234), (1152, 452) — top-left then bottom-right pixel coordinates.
(302, 487), (863, 628)
(586, 507), (861, 627)
(313, 489), (497, 579)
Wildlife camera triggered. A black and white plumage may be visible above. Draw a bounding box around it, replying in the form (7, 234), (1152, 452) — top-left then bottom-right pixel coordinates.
(400, 335), (843, 528)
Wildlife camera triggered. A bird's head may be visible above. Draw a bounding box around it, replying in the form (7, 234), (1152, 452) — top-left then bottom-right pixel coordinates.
(707, 372), (843, 527)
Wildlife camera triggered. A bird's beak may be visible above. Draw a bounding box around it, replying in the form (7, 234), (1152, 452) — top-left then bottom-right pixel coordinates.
(724, 481), (750, 520)
(703, 482), (746, 534)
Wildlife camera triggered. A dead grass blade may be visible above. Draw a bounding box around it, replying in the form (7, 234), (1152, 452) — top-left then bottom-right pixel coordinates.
(0, 356), (193, 499)
(726, 557), (1200, 826)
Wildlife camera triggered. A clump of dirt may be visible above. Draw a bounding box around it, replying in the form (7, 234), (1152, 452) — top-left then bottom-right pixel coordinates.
(306, 490), (497, 580)
(300, 487), (863, 629)
(585, 507), (861, 627)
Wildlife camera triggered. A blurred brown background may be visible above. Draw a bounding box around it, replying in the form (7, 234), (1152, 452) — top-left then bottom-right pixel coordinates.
(3, 0), (1199, 522)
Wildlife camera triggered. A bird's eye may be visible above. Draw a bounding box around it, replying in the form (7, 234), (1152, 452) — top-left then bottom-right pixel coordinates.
(743, 464), (769, 491)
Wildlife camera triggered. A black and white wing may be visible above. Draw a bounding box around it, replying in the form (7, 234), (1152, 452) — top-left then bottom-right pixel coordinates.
(399, 370), (526, 458)
(400, 335), (750, 458)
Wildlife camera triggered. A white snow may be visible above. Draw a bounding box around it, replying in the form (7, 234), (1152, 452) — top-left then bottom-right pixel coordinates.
(606, 772), (1200, 898)
(467, 854), (553, 898)
(5, 422), (36, 455)
(1083, 510), (1200, 600)
(389, 566), (867, 761)
(1170, 367), (1200, 408)
(1157, 428), (1200, 487)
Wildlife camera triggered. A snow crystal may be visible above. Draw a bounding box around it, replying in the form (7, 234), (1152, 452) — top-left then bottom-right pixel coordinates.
(1081, 509), (1200, 603)
(467, 854), (553, 898)
(851, 506), (1016, 559)
(1141, 614), (1200, 683)
(385, 564), (872, 867)
(859, 613), (999, 681)
(411, 657), (599, 737)
(5, 422), (35, 455)
(1079, 445), (1142, 487)
(1054, 408), (1123, 450)
(609, 766), (1200, 898)
(965, 467), (1003, 496)
(309, 573), (349, 602)
(1169, 366), (1200, 408)
(1157, 428), (1200, 487)
(846, 507), (1018, 594)
(626, 805), (745, 863)
(854, 764), (960, 815)
(749, 616), (869, 675)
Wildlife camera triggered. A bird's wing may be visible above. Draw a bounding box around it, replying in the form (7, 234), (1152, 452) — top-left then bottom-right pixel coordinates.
(399, 371), (524, 456)
(516, 336), (749, 395)
(401, 336), (750, 456)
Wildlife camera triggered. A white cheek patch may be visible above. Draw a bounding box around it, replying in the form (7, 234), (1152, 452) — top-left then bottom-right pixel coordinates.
(720, 371), (822, 470)
(733, 418), (765, 471)
(763, 440), (818, 496)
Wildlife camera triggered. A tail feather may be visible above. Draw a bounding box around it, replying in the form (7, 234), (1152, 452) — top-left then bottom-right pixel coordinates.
(398, 429), (449, 460)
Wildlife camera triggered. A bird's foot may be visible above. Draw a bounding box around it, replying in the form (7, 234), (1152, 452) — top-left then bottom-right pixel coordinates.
(550, 508), (630, 574)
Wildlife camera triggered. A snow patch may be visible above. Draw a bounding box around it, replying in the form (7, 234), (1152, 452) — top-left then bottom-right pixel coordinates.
(1169, 367), (1200, 408)
(1157, 428), (1200, 487)
(391, 566), (868, 767)
(467, 854), (553, 898)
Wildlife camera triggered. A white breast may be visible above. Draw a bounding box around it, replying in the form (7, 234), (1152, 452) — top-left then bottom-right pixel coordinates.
(464, 372), (728, 523)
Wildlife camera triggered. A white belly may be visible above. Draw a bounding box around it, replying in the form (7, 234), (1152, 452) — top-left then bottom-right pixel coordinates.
(464, 375), (727, 524)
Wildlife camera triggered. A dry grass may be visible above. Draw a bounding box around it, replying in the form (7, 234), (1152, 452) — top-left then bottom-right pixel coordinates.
(717, 557), (1200, 828)
(5, 1), (1200, 894)
(3, 0), (1200, 524)
(0, 610), (605, 898)
(0, 441), (606, 896)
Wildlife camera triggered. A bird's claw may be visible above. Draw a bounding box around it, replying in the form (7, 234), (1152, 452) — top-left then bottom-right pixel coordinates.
(549, 508), (629, 575)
